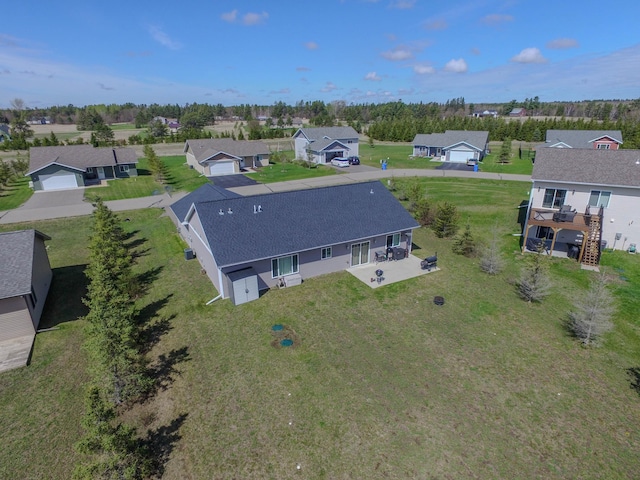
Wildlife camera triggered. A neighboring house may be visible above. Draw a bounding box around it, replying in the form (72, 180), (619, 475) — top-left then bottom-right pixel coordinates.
(171, 181), (420, 305)
(523, 148), (640, 266)
(0, 124), (10, 143)
(293, 126), (359, 164)
(411, 130), (489, 162)
(509, 108), (527, 117)
(471, 110), (498, 118)
(543, 130), (623, 150)
(0, 230), (52, 371)
(184, 139), (270, 176)
(27, 145), (138, 191)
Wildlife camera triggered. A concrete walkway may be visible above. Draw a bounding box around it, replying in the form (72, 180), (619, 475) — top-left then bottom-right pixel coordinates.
(0, 169), (530, 224)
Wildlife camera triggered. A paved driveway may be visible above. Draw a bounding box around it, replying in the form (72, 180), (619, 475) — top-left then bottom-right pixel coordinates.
(207, 175), (258, 188)
(21, 188), (86, 209)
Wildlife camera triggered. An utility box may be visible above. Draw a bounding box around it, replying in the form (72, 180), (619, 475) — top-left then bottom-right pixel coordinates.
(283, 274), (302, 287)
(228, 268), (260, 306)
(184, 248), (195, 260)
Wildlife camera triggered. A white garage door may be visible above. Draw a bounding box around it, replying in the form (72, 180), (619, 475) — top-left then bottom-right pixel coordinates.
(40, 173), (78, 190)
(209, 161), (235, 176)
(448, 150), (472, 163)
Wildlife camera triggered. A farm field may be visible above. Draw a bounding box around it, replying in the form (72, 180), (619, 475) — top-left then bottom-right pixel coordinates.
(1, 177), (639, 479)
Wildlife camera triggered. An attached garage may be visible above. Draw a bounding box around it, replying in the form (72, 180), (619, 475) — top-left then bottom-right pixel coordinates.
(447, 150), (473, 163)
(208, 161), (236, 176)
(39, 172), (79, 190)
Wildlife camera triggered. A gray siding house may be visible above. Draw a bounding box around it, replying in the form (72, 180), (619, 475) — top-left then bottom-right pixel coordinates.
(184, 139), (270, 176)
(0, 230), (52, 371)
(27, 145), (138, 191)
(171, 181), (420, 304)
(412, 130), (489, 162)
(523, 148), (640, 265)
(293, 126), (359, 164)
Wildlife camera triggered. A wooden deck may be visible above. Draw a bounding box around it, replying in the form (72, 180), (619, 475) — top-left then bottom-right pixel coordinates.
(526, 208), (592, 232)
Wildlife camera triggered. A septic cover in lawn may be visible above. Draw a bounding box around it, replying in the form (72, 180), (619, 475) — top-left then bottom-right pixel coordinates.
(270, 324), (300, 348)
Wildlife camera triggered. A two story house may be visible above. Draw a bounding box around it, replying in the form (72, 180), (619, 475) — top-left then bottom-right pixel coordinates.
(523, 148), (640, 266)
(543, 130), (623, 150)
(293, 126), (359, 164)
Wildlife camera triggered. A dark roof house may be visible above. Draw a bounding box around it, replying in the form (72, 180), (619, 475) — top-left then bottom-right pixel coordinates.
(172, 181), (420, 304)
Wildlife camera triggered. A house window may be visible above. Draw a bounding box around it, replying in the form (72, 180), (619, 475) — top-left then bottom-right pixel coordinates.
(596, 144), (610, 149)
(589, 190), (611, 208)
(119, 165), (130, 173)
(542, 188), (567, 209)
(86, 167), (94, 173)
(272, 254), (299, 278)
(29, 286), (37, 309)
(386, 233), (400, 248)
(536, 226), (554, 240)
(321, 247), (332, 260)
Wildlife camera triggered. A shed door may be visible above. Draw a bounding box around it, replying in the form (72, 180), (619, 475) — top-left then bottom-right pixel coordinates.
(0, 297), (35, 342)
(40, 173), (78, 190)
(231, 275), (259, 305)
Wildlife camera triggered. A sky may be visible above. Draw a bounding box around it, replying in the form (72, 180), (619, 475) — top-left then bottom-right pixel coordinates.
(1, 0), (640, 109)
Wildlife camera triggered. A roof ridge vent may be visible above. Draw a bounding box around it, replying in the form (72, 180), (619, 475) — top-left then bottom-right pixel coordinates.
(218, 209), (224, 215)
(227, 207), (233, 214)
(258, 205), (262, 212)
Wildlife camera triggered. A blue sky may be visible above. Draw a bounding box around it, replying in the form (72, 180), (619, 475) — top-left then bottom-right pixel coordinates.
(1, 0), (639, 109)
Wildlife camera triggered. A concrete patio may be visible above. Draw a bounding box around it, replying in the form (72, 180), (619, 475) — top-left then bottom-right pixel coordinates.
(347, 253), (439, 288)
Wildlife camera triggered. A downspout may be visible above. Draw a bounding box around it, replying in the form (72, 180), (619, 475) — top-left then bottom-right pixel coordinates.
(206, 295), (222, 305)
(217, 268), (225, 298)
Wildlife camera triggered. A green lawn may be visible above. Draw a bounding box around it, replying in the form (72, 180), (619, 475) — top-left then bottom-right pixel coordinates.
(84, 155), (209, 201)
(2, 178), (640, 479)
(0, 176), (33, 210)
(246, 160), (337, 183)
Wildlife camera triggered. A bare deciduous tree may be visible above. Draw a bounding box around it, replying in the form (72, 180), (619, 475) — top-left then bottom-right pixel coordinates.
(569, 272), (616, 345)
(480, 234), (504, 275)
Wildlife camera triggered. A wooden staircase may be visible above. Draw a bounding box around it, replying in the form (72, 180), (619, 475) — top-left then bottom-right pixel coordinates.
(582, 206), (603, 267)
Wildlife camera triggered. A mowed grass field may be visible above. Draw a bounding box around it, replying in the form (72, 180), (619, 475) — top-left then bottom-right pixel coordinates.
(1, 178), (640, 479)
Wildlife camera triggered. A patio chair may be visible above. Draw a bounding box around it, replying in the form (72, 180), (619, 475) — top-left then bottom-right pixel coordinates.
(375, 251), (387, 263)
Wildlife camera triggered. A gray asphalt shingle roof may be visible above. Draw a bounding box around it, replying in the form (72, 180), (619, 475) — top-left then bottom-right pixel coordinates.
(0, 230), (50, 300)
(412, 130), (489, 150)
(28, 145), (138, 174)
(295, 126), (359, 142)
(544, 130), (623, 148)
(184, 139), (270, 163)
(170, 183), (241, 221)
(193, 181), (419, 267)
(532, 148), (640, 187)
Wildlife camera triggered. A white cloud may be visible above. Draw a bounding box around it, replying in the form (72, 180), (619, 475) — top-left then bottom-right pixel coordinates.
(269, 88), (290, 95)
(511, 47), (546, 64)
(365, 71), (381, 81)
(381, 46), (414, 61)
(390, 0), (416, 9)
(320, 82), (338, 92)
(305, 41), (318, 50)
(221, 10), (268, 26)
(242, 12), (269, 26)
(481, 14), (514, 25)
(221, 10), (237, 23)
(424, 19), (448, 31)
(547, 38), (579, 50)
(296, 66), (311, 72)
(413, 63), (435, 75)
(444, 58), (468, 73)
(147, 25), (182, 50)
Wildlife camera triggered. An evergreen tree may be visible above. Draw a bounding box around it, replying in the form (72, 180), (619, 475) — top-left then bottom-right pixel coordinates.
(452, 224), (476, 256)
(499, 138), (512, 164)
(83, 200), (149, 404)
(432, 202), (459, 238)
(143, 145), (167, 183)
(73, 386), (152, 480)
